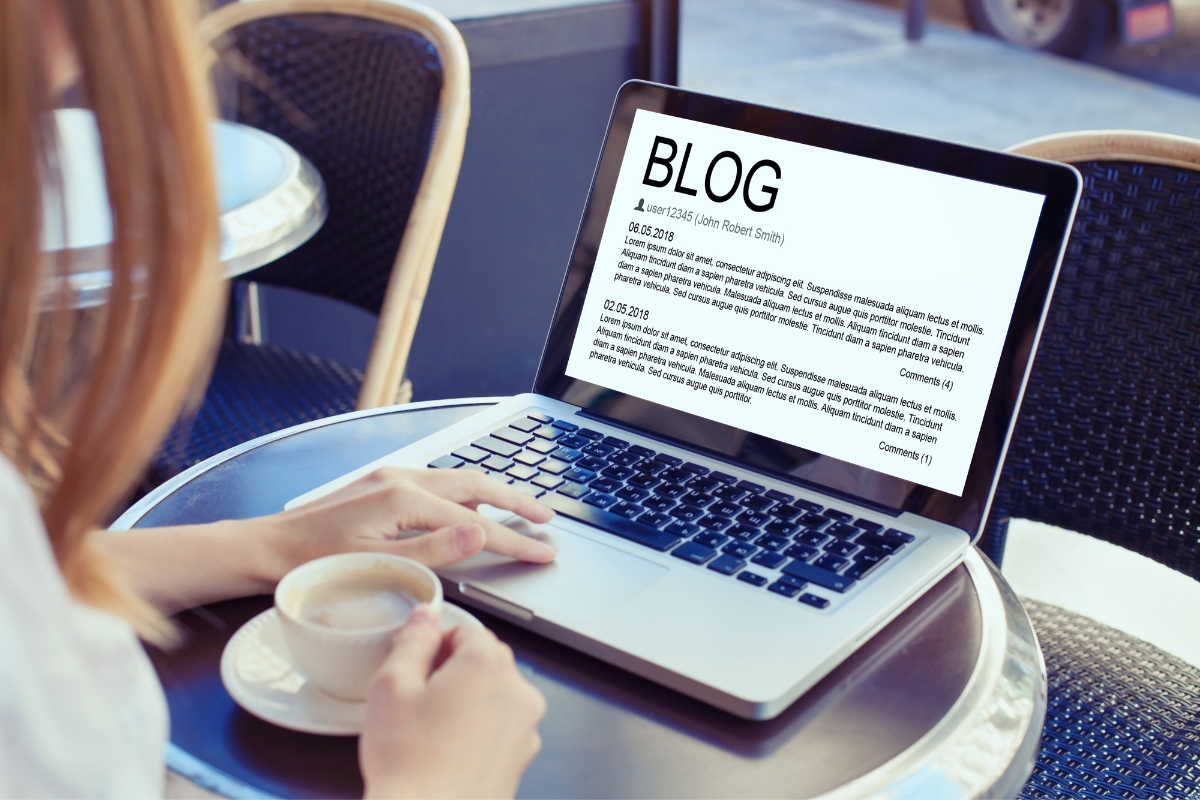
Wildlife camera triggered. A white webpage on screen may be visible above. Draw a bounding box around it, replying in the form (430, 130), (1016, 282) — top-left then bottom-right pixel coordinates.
(565, 110), (1044, 496)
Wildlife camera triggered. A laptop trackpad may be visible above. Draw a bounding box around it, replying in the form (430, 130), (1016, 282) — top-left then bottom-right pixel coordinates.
(440, 518), (668, 624)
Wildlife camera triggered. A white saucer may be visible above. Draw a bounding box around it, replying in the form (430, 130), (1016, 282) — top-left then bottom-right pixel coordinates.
(220, 603), (481, 736)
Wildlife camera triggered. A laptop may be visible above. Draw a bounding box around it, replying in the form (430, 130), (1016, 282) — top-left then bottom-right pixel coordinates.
(289, 82), (1081, 720)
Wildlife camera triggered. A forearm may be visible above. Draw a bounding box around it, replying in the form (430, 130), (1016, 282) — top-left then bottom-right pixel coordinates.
(93, 518), (292, 614)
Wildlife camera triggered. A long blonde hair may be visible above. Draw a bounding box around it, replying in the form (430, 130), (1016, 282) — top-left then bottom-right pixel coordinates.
(0, 0), (223, 642)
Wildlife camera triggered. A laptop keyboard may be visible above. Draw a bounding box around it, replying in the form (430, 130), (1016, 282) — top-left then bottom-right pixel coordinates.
(429, 411), (919, 610)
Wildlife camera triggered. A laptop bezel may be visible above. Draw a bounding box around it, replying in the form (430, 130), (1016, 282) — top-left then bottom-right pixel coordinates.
(533, 81), (1081, 542)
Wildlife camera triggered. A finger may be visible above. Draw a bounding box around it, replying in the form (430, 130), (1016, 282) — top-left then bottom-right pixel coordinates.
(402, 490), (558, 564)
(420, 470), (555, 524)
(375, 604), (443, 694)
(387, 523), (485, 568)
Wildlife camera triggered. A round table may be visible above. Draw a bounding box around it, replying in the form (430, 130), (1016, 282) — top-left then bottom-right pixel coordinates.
(43, 108), (325, 307)
(113, 399), (1047, 800)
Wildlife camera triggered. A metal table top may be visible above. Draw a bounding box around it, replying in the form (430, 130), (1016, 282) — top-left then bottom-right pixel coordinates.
(114, 399), (1045, 800)
(43, 108), (325, 307)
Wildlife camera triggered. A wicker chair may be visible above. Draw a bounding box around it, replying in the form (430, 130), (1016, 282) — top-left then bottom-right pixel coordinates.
(982, 131), (1200, 798)
(154, 0), (468, 477)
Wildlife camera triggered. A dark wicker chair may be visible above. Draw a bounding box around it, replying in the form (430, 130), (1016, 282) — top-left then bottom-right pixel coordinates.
(983, 131), (1200, 799)
(154, 0), (469, 478)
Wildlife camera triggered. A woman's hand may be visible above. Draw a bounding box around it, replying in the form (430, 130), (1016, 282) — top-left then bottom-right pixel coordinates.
(360, 605), (546, 799)
(266, 467), (557, 579)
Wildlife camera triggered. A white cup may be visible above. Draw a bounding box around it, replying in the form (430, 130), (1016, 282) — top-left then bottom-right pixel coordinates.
(275, 552), (444, 701)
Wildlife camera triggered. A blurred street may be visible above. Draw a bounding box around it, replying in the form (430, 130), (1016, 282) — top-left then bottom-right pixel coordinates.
(681, 0), (1200, 149)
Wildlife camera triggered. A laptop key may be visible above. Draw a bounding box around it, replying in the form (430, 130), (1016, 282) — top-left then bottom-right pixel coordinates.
(611, 501), (643, 519)
(826, 522), (860, 539)
(824, 539), (859, 558)
(784, 544), (818, 561)
(643, 495), (676, 512)
(461, 463), (489, 475)
(607, 451), (641, 467)
(527, 412), (554, 423)
(752, 551), (787, 569)
(640, 460), (669, 475)
(577, 427), (604, 441)
(844, 558), (887, 581)
(755, 533), (789, 551)
(637, 509), (672, 528)
(550, 419), (579, 431)
(452, 445), (490, 463)
(514, 450), (546, 467)
(661, 467), (692, 484)
(710, 471), (738, 484)
(616, 485), (650, 502)
(628, 444), (656, 458)
(884, 528), (916, 543)
(768, 581), (801, 598)
(855, 518), (884, 534)
(783, 560), (856, 592)
(429, 455), (462, 469)
(727, 524), (759, 542)
(532, 425), (562, 440)
(682, 491), (715, 508)
(792, 498), (823, 513)
(856, 547), (887, 565)
(796, 530), (829, 547)
(671, 542), (717, 565)
(628, 473), (662, 490)
(507, 464), (540, 481)
(602, 436), (629, 449)
(856, 532), (904, 554)
(670, 504), (705, 522)
(798, 513), (831, 529)
(552, 447), (583, 462)
(562, 468), (595, 483)
(697, 515), (732, 532)
(583, 492), (617, 509)
(710, 500), (741, 518)
(736, 480), (765, 494)
(742, 494), (774, 512)
(482, 455), (514, 471)
(540, 493), (681, 552)
(681, 462), (710, 475)
(582, 442), (616, 458)
(603, 464), (635, 481)
(538, 459), (570, 475)
(814, 553), (848, 571)
(713, 485), (747, 502)
(653, 453), (683, 467)
(723, 541), (757, 559)
(765, 489), (794, 503)
(778, 574), (807, 591)
(737, 571), (768, 587)
(657, 483), (689, 499)
(527, 439), (559, 455)
(532, 473), (564, 490)
(664, 520), (698, 538)
(707, 555), (744, 576)
(771, 504), (804, 522)
(492, 427), (534, 446)
(782, 563), (859, 594)
(693, 531), (728, 549)
(824, 508), (854, 523)
(559, 434), (588, 449)
(556, 482), (589, 499)
(738, 509), (771, 527)
(509, 418), (541, 433)
(799, 593), (830, 609)
(689, 477), (721, 493)
(472, 437), (520, 458)
(511, 482), (544, 497)
(765, 520), (799, 537)
(589, 477), (621, 494)
(578, 456), (607, 472)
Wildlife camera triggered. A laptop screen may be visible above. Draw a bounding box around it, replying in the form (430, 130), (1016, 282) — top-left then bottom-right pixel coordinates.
(536, 83), (1080, 537)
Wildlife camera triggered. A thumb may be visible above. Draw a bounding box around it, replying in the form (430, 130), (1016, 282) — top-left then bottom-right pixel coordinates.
(376, 604), (443, 693)
(390, 523), (485, 567)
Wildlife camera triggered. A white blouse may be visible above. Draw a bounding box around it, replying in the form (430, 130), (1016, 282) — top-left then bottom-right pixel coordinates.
(0, 454), (167, 798)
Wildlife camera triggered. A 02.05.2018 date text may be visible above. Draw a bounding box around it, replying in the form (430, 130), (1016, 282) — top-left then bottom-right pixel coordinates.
(603, 299), (650, 320)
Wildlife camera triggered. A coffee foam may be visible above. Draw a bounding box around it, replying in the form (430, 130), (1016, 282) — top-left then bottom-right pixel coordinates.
(290, 563), (432, 631)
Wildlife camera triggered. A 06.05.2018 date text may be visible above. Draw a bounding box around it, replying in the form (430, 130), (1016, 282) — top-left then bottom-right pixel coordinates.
(603, 299), (649, 320)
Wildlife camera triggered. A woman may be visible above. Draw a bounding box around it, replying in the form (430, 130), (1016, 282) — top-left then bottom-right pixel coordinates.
(0, 0), (556, 796)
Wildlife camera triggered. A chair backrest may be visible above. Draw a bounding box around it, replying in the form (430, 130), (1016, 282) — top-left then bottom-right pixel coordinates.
(199, 0), (469, 408)
(980, 131), (1200, 582)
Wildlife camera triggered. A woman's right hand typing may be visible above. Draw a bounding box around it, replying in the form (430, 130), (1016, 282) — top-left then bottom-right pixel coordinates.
(359, 605), (546, 799)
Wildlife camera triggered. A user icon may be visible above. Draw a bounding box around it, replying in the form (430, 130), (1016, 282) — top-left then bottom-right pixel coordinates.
(634, 198), (645, 212)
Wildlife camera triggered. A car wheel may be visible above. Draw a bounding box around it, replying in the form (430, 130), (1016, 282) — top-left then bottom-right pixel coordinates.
(964, 0), (1104, 56)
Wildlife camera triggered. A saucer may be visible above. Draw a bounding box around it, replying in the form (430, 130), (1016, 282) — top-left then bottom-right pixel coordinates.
(220, 603), (481, 736)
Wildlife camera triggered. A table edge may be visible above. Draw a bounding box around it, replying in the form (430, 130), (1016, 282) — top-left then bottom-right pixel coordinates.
(111, 397), (506, 531)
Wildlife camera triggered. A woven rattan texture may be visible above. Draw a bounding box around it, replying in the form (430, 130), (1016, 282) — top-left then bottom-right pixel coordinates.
(1018, 599), (1200, 799)
(980, 161), (1200, 579)
(154, 341), (362, 476)
(216, 14), (442, 314)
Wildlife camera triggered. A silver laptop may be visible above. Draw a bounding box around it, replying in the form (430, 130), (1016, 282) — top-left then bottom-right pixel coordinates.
(289, 83), (1081, 720)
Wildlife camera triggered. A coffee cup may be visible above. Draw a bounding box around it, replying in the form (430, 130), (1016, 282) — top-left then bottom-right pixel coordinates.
(275, 552), (443, 701)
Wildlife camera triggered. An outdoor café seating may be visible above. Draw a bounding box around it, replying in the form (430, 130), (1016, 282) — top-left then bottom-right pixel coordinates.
(154, 0), (470, 478)
(984, 131), (1200, 797)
